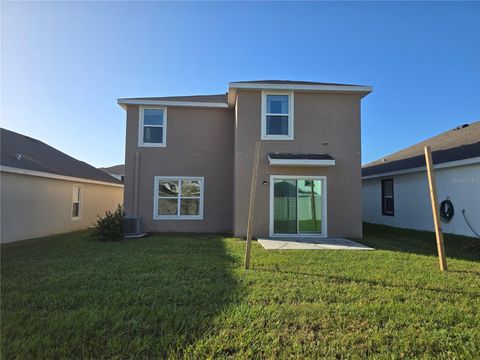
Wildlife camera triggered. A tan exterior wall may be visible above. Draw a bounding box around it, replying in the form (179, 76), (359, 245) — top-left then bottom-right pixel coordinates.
(233, 90), (363, 239)
(123, 90), (364, 238)
(0, 172), (124, 243)
(124, 105), (234, 233)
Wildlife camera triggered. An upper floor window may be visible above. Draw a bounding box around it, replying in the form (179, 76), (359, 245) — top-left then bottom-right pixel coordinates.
(139, 106), (167, 147)
(261, 92), (294, 140)
(381, 179), (394, 216)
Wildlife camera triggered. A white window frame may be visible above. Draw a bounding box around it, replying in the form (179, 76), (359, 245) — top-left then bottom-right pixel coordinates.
(153, 176), (204, 220)
(261, 91), (294, 140)
(71, 184), (83, 221)
(138, 106), (167, 147)
(269, 175), (327, 238)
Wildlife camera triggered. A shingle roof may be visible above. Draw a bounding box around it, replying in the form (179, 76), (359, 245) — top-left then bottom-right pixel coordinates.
(100, 164), (125, 176)
(362, 121), (480, 177)
(119, 94), (228, 103)
(231, 80), (368, 87)
(1, 128), (123, 184)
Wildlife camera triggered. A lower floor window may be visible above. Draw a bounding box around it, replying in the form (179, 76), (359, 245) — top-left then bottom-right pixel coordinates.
(381, 178), (394, 216)
(72, 185), (82, 219)
(153, 176), (204, 220)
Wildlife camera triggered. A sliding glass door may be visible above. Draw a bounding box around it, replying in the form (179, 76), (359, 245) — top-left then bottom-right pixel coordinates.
(272, 178), (325, 236)
(297, 180), (322, 233)
(273, 180), (297, 234)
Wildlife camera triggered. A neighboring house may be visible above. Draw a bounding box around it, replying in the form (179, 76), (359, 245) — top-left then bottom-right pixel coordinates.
(118, 80), (372, 239)
(100, 164), (125, 181)
(0, 129), (124, 243)
(362, 121), (480, 237)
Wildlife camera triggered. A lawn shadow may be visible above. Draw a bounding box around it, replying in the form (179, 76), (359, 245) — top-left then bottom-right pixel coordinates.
(449, 269), (480, 276)
(105, 233), (243, 358)
(1, 232), (242, 358)
(255, 268), (480, 299)
(361, 223), (480, 262)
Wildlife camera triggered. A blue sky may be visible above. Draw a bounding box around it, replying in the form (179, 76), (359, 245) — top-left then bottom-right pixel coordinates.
(2, 1), (479, 167)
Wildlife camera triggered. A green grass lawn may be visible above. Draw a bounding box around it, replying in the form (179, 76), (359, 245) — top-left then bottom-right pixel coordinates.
(2, 224), (479, 359)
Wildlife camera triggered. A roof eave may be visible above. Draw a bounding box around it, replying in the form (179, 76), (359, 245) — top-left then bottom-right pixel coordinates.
(0, 165), (124, 187)
(227, 83), (373, 106)
(117, 99), (229, 110)
(361, 156), (480, 179)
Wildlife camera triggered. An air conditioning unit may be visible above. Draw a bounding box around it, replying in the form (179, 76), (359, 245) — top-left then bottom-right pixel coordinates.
(123, 216), (143, 237)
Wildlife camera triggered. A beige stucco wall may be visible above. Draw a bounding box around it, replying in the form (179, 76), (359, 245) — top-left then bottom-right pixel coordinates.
(233, 90), (363, 239)
(0, 172), (124, 243)
(123, 90), (364, 238)
(124, 105), (234, 233)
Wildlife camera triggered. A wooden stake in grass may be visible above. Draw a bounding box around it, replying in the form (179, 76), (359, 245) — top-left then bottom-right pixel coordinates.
(424, 146), (448, 271)
(244, 141), (261, 270)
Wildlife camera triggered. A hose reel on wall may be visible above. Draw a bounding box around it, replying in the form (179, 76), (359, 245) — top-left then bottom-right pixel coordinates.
(438, 196), (479, 239)
(439, 196), (454, 223)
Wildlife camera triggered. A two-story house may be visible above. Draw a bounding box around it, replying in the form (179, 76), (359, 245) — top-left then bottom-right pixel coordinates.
(118, 80), (372, 239)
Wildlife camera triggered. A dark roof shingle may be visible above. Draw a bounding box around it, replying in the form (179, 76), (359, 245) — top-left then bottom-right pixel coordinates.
(100, 164), (125, 176)
(1, 128), (122, 184)
(362, 142), (480, 177)
(362, 121), (480, 177)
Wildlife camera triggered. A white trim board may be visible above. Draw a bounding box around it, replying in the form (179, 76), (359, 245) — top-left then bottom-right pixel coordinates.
(362, 156), (480, 180)
(118, 99), (229, 109)
(0, 166), (124, 187)
(269, 175), (328, 238)
(268, 157), (335, 167)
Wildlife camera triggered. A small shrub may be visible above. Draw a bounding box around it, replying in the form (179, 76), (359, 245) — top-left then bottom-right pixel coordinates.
(91, 205), (125, 241)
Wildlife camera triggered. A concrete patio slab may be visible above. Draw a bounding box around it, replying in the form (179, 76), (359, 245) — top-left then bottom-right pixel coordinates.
(257, 237), (374, 250)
